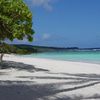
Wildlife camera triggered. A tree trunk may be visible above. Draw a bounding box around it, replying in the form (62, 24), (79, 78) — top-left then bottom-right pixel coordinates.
(0, 53), (4, 62)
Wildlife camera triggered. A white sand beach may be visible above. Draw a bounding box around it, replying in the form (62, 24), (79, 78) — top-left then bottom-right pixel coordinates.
(0, 54), (100, 100)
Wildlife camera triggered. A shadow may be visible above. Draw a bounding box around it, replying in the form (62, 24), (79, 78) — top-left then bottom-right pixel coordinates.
(16, 73), (100, 100)
(46, 72), (100, 81)
(55, 81), (100, 93)
(0, 72), (8, 75)
(0, 81), (100, 100)
(19, 76), (96, 82)
(18, 76), (89, 85)
(12, 75), (100, 99)
(0, 61), (49, 72)
(61, 73), (100, 78)
(0, 81), (57, 100)
(87, 94), (100, 99)
(55, 94), (100, 100)
(0, 63), (100, 99)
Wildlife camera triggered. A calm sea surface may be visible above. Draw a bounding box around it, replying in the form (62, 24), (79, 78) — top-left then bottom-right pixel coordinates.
(23, 51), (100, 64)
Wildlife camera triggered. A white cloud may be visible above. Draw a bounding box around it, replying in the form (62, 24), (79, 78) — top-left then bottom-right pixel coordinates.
(32, 0), (52, 10)
(25, 0), (60, 10)
(42, 33), (51, 40)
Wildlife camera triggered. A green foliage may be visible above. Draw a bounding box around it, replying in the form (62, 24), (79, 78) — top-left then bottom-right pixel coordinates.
(0, 43), (37, 54)
(0, 42), (16, 53)
(0, 43), (10, 53)
(13, 44), (38, 54)
(0, 0), (34, 42)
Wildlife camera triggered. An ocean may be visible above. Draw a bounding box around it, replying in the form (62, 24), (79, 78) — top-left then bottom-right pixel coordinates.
(23, 50), (100, 64)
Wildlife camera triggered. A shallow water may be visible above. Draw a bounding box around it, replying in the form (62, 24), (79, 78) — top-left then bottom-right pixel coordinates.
(22, 50), (100, 64)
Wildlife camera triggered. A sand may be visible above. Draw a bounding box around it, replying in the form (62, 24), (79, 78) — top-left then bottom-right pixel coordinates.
(0, 54), (99, 100)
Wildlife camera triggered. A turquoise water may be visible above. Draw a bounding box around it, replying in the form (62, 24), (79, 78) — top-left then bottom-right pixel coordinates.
(23, 51), (100, 64)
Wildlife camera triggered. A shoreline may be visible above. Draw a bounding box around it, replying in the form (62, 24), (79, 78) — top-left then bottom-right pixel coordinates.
(1, 54), (100, 99)
(8, 54), (100, 65)
(4, 54), (100, 74)
(15, 52), (100, 65)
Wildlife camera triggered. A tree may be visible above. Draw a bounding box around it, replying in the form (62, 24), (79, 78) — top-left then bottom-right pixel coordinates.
(0, 0), (34, 62)
(0, 43), (11, 62)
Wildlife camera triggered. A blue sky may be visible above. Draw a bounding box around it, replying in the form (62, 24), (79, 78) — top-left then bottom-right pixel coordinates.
(14, 0), (100, 48)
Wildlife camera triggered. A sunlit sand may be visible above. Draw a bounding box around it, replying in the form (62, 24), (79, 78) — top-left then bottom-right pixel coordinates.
(0, 54), (99, 100)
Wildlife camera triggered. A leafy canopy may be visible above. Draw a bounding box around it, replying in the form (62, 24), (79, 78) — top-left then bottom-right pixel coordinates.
(0, 0), (34, 42)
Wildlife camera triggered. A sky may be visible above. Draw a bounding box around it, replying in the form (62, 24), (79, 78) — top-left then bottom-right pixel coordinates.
(13, 0), (100, 48)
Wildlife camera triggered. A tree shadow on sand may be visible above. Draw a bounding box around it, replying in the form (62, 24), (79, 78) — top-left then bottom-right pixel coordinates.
(0, 61), (49, 72)
(16, 72), (100, 100)
(0, 80), (100, 100)
(0, 62), (100, 100)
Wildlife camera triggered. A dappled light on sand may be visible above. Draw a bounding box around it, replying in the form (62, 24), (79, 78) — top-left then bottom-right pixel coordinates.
(0, 55), (100, 100)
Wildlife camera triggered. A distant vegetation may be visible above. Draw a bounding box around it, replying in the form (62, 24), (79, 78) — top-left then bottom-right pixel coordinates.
(11, 44), (100, 54)
(12, 44), (79, 54)
(1, 44), (100, 55)
(0, 44), (37, 55)
(13, 44), (38, 54)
